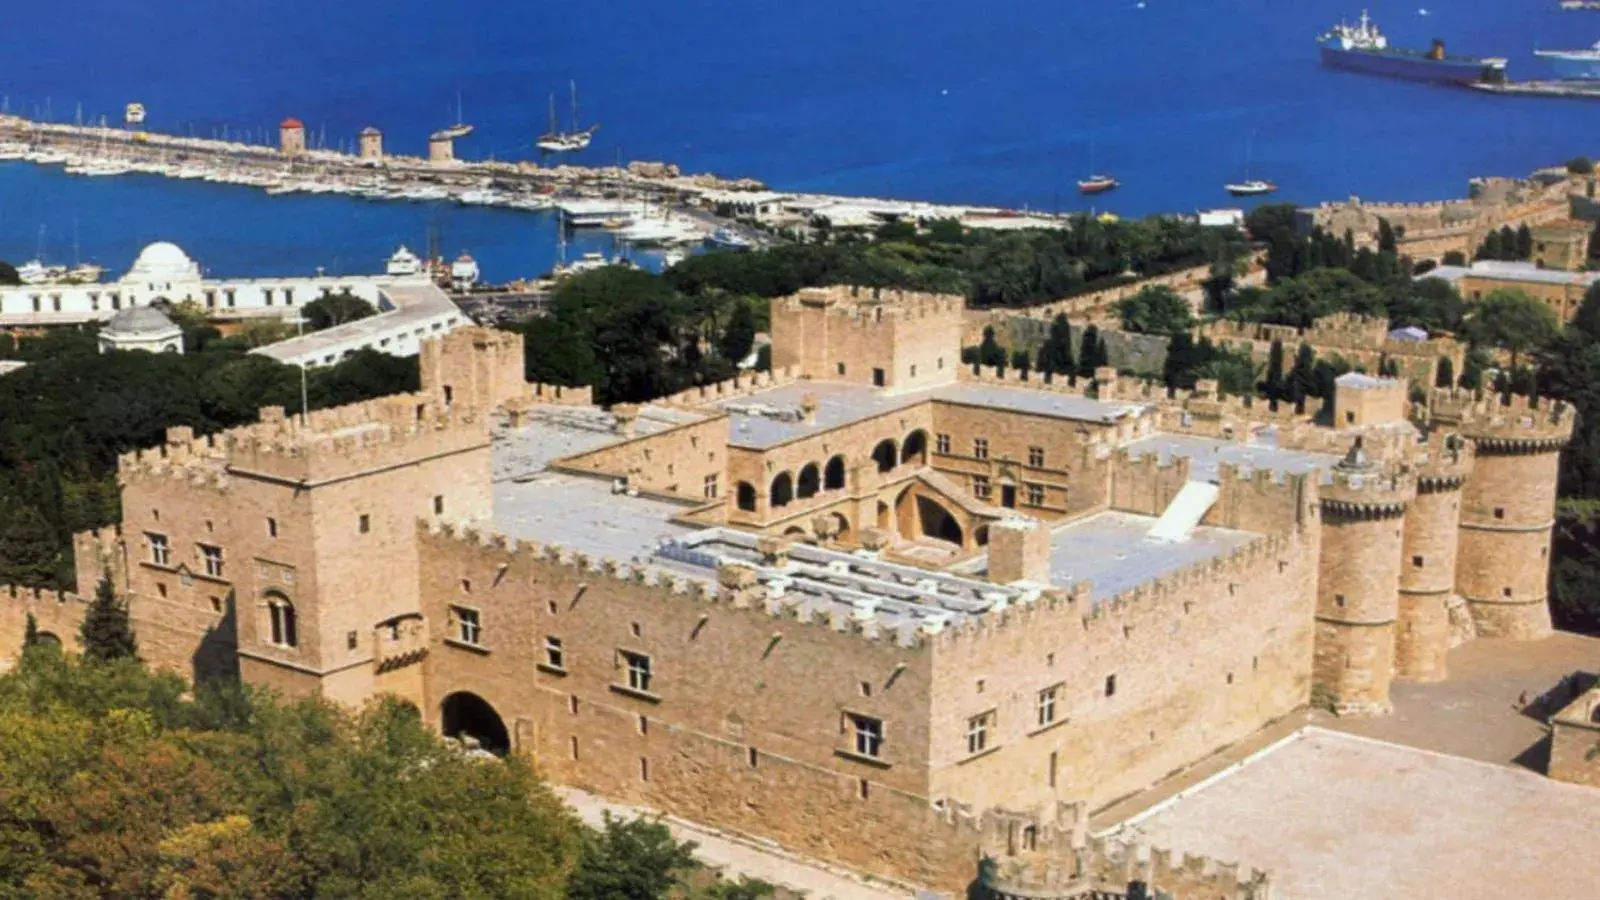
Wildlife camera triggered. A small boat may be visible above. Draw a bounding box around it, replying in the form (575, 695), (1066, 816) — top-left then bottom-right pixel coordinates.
(1078, 175), (1119, 194)
(1225, 179), (1278, 196)
(536, 80), (599, 153)
(1536, 41), (1600, 80)
(437, 92), (474, 140)
(124, 102), (146, 126)
(705, 228), (755, 250)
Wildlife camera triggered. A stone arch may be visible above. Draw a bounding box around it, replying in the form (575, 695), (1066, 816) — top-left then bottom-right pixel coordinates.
(264, 590), (298, 648)
(736, 481), (757, 512)
(872, 439), (898, 473)
(828, 512), (852, 541)
(783, 525), (809, 538)
(876, 501), (892, 530)
(824, 455), (847, 490)
(440, 691), (510, 756)
(915, 496), (964, 545)
(771, 472), (794, 508)
(1592, 702), (1600, 725)
(797, 463), (820, 499)
(975, 524), (990, 546)
(34, 631), (61, 649)
(902, 429), (929, 465)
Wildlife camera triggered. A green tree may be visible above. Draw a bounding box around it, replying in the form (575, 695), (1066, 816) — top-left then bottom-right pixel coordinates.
(1263, 339), (1286, 401)
(978, 326), (1006, 367)
(1116, 285), (1195, 336)
(1037, 313), (1075, 376)
(568, 813), (699, 900)
(1288, 342), (1316, 411)
(1461, 289), (1560, 371)
(1078, 325), (1107, 376)
(1573, 282), (1600, 343)
(1567, 156), (1595, 175)
(0, 261), (20, 286)
(718, 301), (757, 365)
(1435, 355), (1455, 389)
(1163, 331), (1195, 389)
(1476, 230), (1503, 262)
(1459, 346), (1489, 390)
(22, 612), (38, 650)
(1516, 224), (1534, 261)
(302, 290), (378, 331)
(79, 571), (138, 663)
(1378, 218), (1397, 254)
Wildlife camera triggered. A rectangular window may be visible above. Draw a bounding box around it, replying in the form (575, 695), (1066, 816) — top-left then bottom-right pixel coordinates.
(452, 606), (481, 645)
(1028, 446), (1045, 467)
(966, 711), (994, 755)
(347, 631), (359, 650)
(200, 544), (224, 578)
(359, 514), (370, 534)
(545, 635), (564, 669)
(703, 473), (718, 499)
(267, 517), (278, 538)
(972, 475), (992, 500)
(936, 433), (951, 455)
(848, 713), (883, 758)
(872, 367), (886, 387)
(1026, 483), (1045, 507)
(1037, 685), (1059, 727)
(622, 650), (652, 693)
(147, 533), (170, 566)
(973, 438), (989, 460)
(1105, 674), (1117, 697)
(433, 495), (444, 515)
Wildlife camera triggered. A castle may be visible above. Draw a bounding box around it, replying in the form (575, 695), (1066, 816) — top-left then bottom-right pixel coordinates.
(0, 286), (1577, 898)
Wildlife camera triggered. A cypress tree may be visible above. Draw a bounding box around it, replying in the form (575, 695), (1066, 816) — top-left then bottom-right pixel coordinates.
(1378, 219), (1397, 254)
(22, 612), (38, 649)
(978, 326), (1006, 367)
(1435, 356), (1455, 389)
(1264, 339), (1286, 401)
(1164, 331), (1195, 388)
(1041, 313), (1075, 375)
(1077, 326), (1100, 377)
(1477, 231), (1502, 262)
(80, 570), (138, 663)
(1515, 224), (1534, 261)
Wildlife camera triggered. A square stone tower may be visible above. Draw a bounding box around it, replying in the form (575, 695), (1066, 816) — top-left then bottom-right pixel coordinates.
(1531, 221), (1590, 272)
(358, 126), (384, 160)
(769, 286), (964, 392)
(279, 118), (306, 155)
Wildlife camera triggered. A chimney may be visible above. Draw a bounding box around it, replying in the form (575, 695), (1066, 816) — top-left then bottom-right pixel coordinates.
(612, 404), (640, 438)
(988, 515), (1052, 584)
(799, 392), (819, 425)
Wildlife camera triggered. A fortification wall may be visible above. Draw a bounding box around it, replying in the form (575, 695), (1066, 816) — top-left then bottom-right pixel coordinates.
(1549, 686), (1600, 788)
(771, 285), (964, 390)
(1081, 839), (1272, 900)
(1394, 432), (1471, 683)
(656, 366), (802, 410)
(411, 524), (969, 887)
(925, 530), (1316, 811)
(0, 587), (88, 671)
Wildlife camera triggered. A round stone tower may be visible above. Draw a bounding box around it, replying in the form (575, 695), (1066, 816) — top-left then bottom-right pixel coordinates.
(1313, 440), (1416, 716)
(1395, 431), (1473, 682)
(1430, 391), (1575, 639)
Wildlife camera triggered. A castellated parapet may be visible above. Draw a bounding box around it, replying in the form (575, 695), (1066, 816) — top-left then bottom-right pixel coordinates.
(1313, 443), (1416, 716)
(1421, 389), (1574, 639)
(770, 285), (965, 392)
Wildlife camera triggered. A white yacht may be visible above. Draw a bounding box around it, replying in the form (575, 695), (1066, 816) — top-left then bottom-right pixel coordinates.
(556, 198), (647, 228)
(536, 81), (599, 153)
(16, 260), (67, 284)
(124, 102), (146, 126)
(386, 245), (424, 277)
(449, 252), (480, 290)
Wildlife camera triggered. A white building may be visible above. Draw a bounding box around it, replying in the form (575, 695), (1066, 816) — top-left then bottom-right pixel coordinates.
(98, 306), (183, 355)
(0, 242), (471, 370)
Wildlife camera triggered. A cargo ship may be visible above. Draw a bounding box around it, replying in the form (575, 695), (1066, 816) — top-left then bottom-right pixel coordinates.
(1318, 11), (1507, 84)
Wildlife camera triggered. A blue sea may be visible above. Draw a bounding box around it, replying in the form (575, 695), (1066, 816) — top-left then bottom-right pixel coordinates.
(0, 0), (1589, 280)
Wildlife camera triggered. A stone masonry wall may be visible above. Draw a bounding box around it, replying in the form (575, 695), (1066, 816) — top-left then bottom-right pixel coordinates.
(555, 415), (731, 503)
(1456, 449), (1559, 639)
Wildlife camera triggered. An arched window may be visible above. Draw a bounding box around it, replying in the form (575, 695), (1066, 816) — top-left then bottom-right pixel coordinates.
(266, 592), (298, 648)
(797, 463), (820, 499)
(824, 455), (847, 490)
(872, 439), (898, 473)
(736, 481), (757, 512)
(771, 472), (794, 508)
(902, 430), (928, 464)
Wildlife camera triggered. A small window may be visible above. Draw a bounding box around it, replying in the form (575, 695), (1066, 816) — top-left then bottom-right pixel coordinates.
(358, 514), (371, 534)
(836, 362), (846, 376)
(204, 519), (214, 534)
(747, 746), (759, 767)
(638, 715), (649, 736)
(200, 544), (224, 578)
(1412, 555), (1424, 567)
(640, 757), (649, 781)
(433, 495), (444, 516)
(209, 596), (223, 613)
(859, 680), (872, 698)
(547, 600), (559, 615)
(267, 595), (297, 648)
(347, 631), (359, 650)
(847, 713), (883, 758)
(630, 622), (642, 638)
(1502, 587), (1512, 598)
(156, 583), (168, 599)
(972, 475), (992, 500)
(460, 578), (472, 593)
(1345, 411), (1355, 425)
(569, 695), (579, 715)
(703, 473), (719, 499)
(872, 367), (886, 387)
(1028, 446), (1044, 468)
(1026, 483), (1045, 507)
(973, 438), (989, 460)
(1037, 685), (1059, 727)
(267, 517), (278, 538)
(858, 778), (870, 800)
(935, 433), (951, 455)
(622, 650), (652, 693)
(147, 533), (170, 567)
(452, 606), (482, 645)
(1493, 507), (1505, 520)
(966, 711), (994, 755)
(545, 635), (564, 669)
(1335, 594), (1346, 607)
(1105, 674), (1117, 697)
(976, 678), (985, 694)
(570, 736), (579, 759)
(909, 364), (917, 378)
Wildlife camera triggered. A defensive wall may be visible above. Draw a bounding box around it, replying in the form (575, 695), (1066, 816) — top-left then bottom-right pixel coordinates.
(1549, 681), (1600, 788)
(1197, 312), (1464, 387)
(772, 286), (965, 393)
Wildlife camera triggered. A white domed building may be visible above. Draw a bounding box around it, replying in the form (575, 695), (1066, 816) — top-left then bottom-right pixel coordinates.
(98, 305), (183, 355)
(121, 241), (203, 293)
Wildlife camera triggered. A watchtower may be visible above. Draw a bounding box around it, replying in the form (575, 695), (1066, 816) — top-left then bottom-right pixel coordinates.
(428, 132), (455, 164)
(1313, 440), (1416, 715)
(1424, 390), (1575, 638)
(279, 118), (306, 155)
(1530, 221), (1589, 272)
(1395, 430), (1473, 682)
(768, 285), (964, 393)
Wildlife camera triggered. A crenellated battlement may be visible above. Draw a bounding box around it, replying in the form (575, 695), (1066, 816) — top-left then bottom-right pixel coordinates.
(777, 284), (966, 322)
(1408, 428), (1475, 491)
(658, 366), (801, 409)
(1319, 442), (1416, 517)
(1, 584), (86, 608)
(1419, 388), (1575, 452)
(421, 521), (935, 651)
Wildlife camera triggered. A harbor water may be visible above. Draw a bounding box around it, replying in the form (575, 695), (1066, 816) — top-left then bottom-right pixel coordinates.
(0, 0), (1590, 280)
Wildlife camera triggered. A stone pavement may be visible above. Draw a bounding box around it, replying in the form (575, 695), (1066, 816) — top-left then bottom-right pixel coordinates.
(554, 786), (915, 900)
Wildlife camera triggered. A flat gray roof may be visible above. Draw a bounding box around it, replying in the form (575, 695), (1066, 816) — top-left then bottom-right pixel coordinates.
(1119, 728), (1600, 900)
(1124, 432), (1340, 483)
(959, 510), (1258, 600)
(719, 380), (1144, 449)
(493, 471), (697, 565)
(1422, 261), (1600, 288)
(492, 406), (707, 482)
(252, 281), (461, 364)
